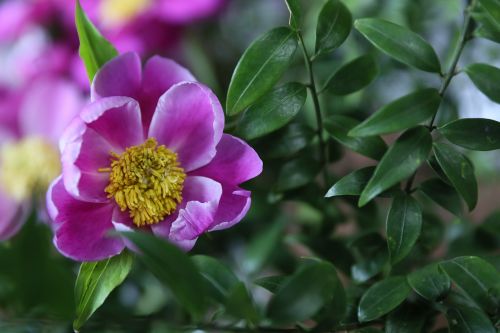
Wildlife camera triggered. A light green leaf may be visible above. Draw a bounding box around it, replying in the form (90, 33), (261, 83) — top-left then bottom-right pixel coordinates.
(75, 0), (118, 82)
(123, 232), (208, 320)
(386, 194), (422, 265)
(315, 0), (352, 55)
(74, 251), (133, 331)
(439, 118), (500, 151)
(325, 115), (387, 160)
(358, 276), (411, 322)
(323, 54), (378, 95)
(478, 0), (500, 27)
(285, 0), (301, 31)
(465, 63), (500, 103)
(407, 263), (451, 301)
(359, 126), (432, 206)
(237, 83), (307, 140)
(349, 88), (441, 137)
(226, 27), (298, 115)
(354, 18), (441, 73)
(433, 143), (478, 211)
(325, 167), (375, 197)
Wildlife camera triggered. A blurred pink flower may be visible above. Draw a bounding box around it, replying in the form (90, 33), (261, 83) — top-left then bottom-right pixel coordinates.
(47, 53), (262, 261)
(0, 77), (83, 240)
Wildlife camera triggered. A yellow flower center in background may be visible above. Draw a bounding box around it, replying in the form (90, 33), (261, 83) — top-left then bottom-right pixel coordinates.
(0, 137), (60, 201)
(99, 0), (151, 27)
(100, 138), (186, 227)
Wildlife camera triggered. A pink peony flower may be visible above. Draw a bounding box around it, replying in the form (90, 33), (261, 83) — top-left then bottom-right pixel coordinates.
(0, 77), (83, 240)
(47, 53), (262, 261)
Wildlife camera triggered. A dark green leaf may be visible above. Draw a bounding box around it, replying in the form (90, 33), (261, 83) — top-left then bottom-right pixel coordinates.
(465, 63), (500, 103)
(349, 89), (441, 137)
(315, 0), (352, 55)
(325, 167), (375, 197)
(447, 305), (496, 333)
(439, 118), (500, 151)
(354, 18), (441, 73)
(225, 282), (260, 325)
(276, 155), (321, 191)
(478, 0), (500, 27)
(440, 256), (500, 313)
(75, 0), (118, 82)
(191, 255), (239, 304)
(285, 0), (301, 31)
(385, 304), (428, 333)
(323, 54), (378, 95)
(243, 220), (284, 274)
(226, 27), (298, 115)
(267, 261), (345, 324)
(358, 276), (411, 322)
(325, 115), (387, 160)
(263, 123), (315, 159)
(433, 143), (478, 211)
(350, 233), (389, 283)
(419, 178), (463, 216)
(74, 251), (133, 331)
(254, 276), (287, 293)
(359, 126), (432, 206)
(123, 232), (208, 320)
(407, 264), (451, 301)
(386, 194), (422, 265)
(237, 83), (307, 140)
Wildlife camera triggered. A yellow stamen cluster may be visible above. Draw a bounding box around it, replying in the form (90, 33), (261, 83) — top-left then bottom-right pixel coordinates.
(99, 0), (151, 27)
(100, 138), (186, 227)
(0, 137), (60, 201)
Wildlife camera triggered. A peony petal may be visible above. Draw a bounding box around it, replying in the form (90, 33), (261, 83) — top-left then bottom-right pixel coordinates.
(19, 77), (83, 144)
(148, 82), (224, 172)
(152, 176), (222, 249)
(0, 189), (29, 240)
(140, 55), (195, 129)
(193, 134), (263, 186)
(49, 181), (125, 261)
(156, 0), (225, 23)
(210, 186), (251, 231)
(91, 52), (142, 101)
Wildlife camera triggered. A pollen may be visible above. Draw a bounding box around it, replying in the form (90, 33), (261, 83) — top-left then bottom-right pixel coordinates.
(0, 137), (61, 201)
(100, 138), (186, 227)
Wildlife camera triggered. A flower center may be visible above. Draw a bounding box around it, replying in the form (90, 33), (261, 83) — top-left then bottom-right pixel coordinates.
(0, 137), (60, 201)
(99, 0), (151, 27)
(100, 138), (186, 227)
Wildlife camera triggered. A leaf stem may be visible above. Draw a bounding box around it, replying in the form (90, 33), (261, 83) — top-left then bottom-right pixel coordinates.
(297, 32), (329, 186)
(428, 0), (474, 129)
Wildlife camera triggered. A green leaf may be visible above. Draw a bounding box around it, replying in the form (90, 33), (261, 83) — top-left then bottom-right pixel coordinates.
(254, 276), (287, 293)
(349, 88), (441, 137)
(478, 0), (500, 27)
(447, 305), (496, 333)
(354, 18), (441, 73)
(386, 194), (422, 265)
(191, 255), (239, 304)
(419, 178), (463, 216)
(275, 155), (321, 191)
(359, 126), (432, 206)
(440, 256), (500, 313)
(385, 304), (428, 333)
(433, 143), (478, 211)
(323, 54), (378, 95)
(73, 251), (133, 331)
(325, 115), (387, 160)
(237, 83), (307, 140)
(267, 261), (345, 324)
(123, 232), (208, 320)
(439, 118), (500, 151)
(465, 63), (500, 103)
(75, 0), (118, 82)
(243, 220), (284, 274)
(263, 123), (315, 159)
(226, 27), (298, 115)
(325, 167), (375, 197)
(225, 282), (260, 325)
(285, 0), (301, 31)
(407, 264), (451, 301)
(358, 276), (411, 322)
(315, 0), (352, 56)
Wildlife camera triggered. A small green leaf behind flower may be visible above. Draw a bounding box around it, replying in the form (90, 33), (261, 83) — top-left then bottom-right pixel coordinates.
(465, 63), (500, 103)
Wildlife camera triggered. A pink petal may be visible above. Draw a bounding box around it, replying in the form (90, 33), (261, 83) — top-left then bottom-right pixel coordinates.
(49, 179), (125, 261)
(148, 82), (224, 172)
(0, 189), (29, 240)
(19, 77), (82, 144)
(0, 1), (32, 41)
(140, 55), (195, 129)
(156, 0), (225, 23)
(210, 186), (251, 231)
(91, 52), (142, 102)
(193, 134), (263, 185)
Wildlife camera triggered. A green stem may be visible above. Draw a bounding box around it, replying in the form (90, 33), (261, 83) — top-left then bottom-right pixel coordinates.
(429, 0), (474, 129)
(297, 32), (329, 186)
